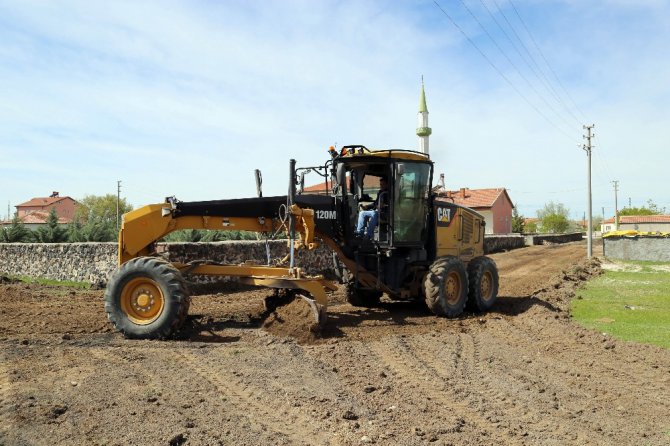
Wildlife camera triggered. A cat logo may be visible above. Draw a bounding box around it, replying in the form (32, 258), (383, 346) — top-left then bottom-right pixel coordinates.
(436, 206), (452, 227)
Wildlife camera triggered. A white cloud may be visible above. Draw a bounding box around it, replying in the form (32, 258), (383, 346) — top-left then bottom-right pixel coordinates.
(0, 0), (668, 220)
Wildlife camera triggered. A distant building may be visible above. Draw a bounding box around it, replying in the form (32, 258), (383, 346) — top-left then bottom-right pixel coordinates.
(302, 179), (338, 195)
(435, 188), (514, 234)
(601, 215), (670, 233)
(2, 192), (77, 230)
(523, 217), (540, 232)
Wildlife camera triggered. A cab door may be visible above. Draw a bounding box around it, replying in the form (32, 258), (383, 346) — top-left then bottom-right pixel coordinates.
(391, 162), (432, 247)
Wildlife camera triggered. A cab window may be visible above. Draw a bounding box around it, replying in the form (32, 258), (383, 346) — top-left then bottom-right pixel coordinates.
(393, 163), (431, 242)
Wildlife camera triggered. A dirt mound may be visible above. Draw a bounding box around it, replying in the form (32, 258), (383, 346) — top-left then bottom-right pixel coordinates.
(534, 256), (602, 311)
(262, 296), (322, 344)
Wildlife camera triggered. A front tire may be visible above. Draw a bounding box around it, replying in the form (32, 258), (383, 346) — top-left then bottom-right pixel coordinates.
(466, 256), (499, 312)
(104, 257), (190, 339)
(423, 256), (468, 317)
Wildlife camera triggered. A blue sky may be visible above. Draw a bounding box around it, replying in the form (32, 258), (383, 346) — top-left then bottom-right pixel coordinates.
(1, 0), (668, 221)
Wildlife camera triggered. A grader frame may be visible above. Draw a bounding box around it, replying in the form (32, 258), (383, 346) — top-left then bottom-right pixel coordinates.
(104, 148), (499, 339)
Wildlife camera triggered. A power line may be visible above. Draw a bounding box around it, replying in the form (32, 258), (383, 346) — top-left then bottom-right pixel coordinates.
(431, 0), (577, 142)
(506, 0), (588, 122)
(491, 0), (579, 125)
(457, 0), (577, 133)
(479, 0), (575, 124)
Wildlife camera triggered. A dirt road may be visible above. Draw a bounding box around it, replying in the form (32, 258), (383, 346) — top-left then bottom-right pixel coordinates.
(1, 241), (669, 445)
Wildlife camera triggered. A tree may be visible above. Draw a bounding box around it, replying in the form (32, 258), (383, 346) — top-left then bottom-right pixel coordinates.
(68, 214), (117, 242)
(34, 209), (68, 243)
(511, 207), (525, 233)
(525, 220), (538, 233)
(71, 194), (134, 242)
(0, 217), (32, 243)
(537, 202), (570, 234)
(619, 199), (666, 216)
(591, 215), (603, 231)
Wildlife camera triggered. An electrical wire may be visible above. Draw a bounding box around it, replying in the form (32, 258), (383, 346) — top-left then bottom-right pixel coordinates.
(432, 0), (577, 143)
(490, 0), (581, 126)
(506, 0), (589, 122)
(478, 0), (571, 120)
(458, 0), (577, 133)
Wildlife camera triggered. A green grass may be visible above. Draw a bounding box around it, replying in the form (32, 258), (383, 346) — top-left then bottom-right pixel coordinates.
(10, 275), (90, 289)
(573, 260), (670, 349)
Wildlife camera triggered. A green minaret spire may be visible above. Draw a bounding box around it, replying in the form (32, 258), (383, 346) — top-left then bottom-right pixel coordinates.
(418, 76), (428, 113)
(416, 76), (432, 150)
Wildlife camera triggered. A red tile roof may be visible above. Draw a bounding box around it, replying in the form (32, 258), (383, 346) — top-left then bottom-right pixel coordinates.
(303, 180), (335, 194)
(605, 215), (670, 224)
(435, 188), (511, 209)
(303, 175), (382, 194)
(17, 197), (68, 207)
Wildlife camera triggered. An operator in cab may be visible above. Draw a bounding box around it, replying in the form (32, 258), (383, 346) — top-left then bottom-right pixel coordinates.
(355, 176), (388, 239)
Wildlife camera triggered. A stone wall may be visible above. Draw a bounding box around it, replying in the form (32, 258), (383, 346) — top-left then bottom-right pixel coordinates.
(484, 235), (525, 253)
(483, 233), (583, 253)
(0, 243), (117, 286)
(0, 234), (583, 286)
(0, 241), (335, 286)
(603, 236), (670, 262)
(528, 232), (584, 245)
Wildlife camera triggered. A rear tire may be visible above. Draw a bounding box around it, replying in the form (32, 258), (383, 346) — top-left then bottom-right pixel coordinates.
(466, 256), (499, 312)
(423, 256), (468, 317)
(104, 257), (190, 339)
(346, 282), (382, 307)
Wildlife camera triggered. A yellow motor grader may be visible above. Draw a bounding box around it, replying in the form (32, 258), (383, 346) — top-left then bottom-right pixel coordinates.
(104, 146), (499, 339)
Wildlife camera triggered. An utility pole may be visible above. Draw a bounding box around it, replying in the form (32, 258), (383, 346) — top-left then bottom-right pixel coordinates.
(117, 180), (122, 231)
(582, 124), (595, 258)
(612, 180), (619, 231)
(628, 197), (631, 208)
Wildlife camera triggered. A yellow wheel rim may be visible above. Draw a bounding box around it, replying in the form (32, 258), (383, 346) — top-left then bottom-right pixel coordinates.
(480, 271), (493, 302)
(120, 277), (165, 325)
(444, 271), (462, 305)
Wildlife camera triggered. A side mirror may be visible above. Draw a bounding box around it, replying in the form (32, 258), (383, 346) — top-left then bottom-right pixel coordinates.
(298, 172), (305, 194)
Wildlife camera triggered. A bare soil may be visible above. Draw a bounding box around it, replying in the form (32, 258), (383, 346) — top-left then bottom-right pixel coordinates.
(1, 241), (669, 445)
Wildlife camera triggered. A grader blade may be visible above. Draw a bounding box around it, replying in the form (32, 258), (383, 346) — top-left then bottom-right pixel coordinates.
(298, 294), (327, 332)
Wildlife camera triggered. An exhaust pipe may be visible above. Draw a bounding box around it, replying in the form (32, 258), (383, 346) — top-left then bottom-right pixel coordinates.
(255, 169), (263, 197)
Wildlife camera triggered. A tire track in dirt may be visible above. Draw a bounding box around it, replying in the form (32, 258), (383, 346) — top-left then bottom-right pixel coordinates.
(370, 336), (513, 444)
(507, 314), (670, 402)
(173, 346), (352, 446)
(387, 333), (568, 443)
(450, 287), (670, 446)
(86, 345), (289, 445)
(173, 350), (305, 445)
(413, 334), (550, 435)
(493, 316), (670, 440)
(491, 298), (670, 401)
(450, 332), (608, 445)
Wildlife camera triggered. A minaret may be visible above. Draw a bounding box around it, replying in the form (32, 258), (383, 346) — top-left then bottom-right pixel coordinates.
(416, 77), (432, 155)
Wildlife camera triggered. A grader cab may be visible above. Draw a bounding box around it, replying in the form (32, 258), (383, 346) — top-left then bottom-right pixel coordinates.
(104, 146), (498, 339)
